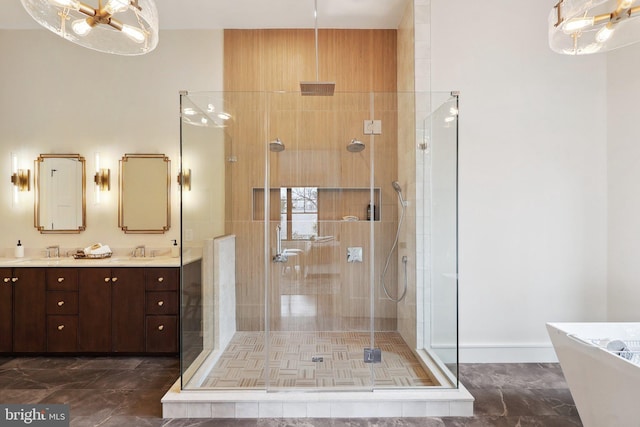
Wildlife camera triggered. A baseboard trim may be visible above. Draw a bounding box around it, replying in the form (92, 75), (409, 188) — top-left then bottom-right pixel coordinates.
(459, 343), (558, 363)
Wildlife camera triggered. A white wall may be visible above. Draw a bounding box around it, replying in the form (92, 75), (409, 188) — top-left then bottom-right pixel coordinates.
(0, 29), (223, 256)
(606, 42), (640, 321)
(430, 0), (609, 361)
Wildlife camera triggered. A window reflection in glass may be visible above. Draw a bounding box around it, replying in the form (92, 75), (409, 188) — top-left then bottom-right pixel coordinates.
(279, 187), (318, 240)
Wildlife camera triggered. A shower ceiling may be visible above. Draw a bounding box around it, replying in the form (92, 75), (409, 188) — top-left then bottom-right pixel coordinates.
(0, 0), (408, 30)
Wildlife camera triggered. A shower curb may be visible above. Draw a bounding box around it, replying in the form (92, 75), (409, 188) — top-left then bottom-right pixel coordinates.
(161, 380), (474, 418)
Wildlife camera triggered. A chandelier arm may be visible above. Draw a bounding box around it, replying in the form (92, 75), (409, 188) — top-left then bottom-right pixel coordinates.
(77, 3), (97, 17)
(629, 5), (640, 17)
(593, 13), (614, 25)
(107, 17), (124, 31)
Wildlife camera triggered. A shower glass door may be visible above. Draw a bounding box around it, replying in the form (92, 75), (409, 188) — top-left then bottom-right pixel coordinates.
(424, 93), (459, 384)
(263, 91), (377, 391)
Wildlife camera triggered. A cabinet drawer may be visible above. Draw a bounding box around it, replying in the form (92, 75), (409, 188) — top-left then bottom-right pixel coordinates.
(47, 315), (78, 352)
(146, 291), (178, 315)
(146, 315), (177, 353)
(146, 268), (178, 291)
(46, 268), (78, 291)
(46, 291), (78, 315)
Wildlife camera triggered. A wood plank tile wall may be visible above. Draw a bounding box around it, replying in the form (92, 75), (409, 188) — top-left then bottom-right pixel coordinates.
(224, 29), (399, 332)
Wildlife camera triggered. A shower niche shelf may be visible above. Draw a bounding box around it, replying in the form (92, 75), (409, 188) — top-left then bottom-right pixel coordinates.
(252, 187), (381, 221)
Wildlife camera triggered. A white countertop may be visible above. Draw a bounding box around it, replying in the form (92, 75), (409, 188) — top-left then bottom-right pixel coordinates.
(0, 255), (201, 268)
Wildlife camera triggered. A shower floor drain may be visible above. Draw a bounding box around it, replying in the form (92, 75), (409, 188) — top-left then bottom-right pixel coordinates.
(311, 356), (324, 362)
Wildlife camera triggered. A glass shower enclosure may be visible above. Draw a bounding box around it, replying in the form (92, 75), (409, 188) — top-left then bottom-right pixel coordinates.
(178, 90), (459, 392)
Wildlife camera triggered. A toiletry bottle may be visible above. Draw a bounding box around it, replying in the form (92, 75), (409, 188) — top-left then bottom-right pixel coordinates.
(14, 240), (24, 258)
(366, 203), (376, 221)
(171, 239), (180, 258)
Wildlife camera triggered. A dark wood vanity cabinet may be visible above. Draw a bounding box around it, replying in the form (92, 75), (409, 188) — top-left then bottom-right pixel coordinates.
(0, 268), (12, 352)
(0, 265), (181, 355)
(46, 268), (79, 352)
(0, 268), (46, 352)
(78, 267), (146, 353)
(145, 268), (179, 353)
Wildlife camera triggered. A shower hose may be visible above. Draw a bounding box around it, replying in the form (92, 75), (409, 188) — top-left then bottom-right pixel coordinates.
(381, 199), (408, 302)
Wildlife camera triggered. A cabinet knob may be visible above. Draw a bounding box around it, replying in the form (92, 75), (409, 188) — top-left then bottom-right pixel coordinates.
(3, 277), (9, 283)
(111, 277), (118, 283)
(158, 325), (164, 331)
(157, 277), (164, 282)
(57, 325), (65, 331)
(11, 277), (18, 283)
(57, 277), (65, 283)
(104, 277), (111, 283)
(157, 300), (164, 306)
(57, 301), (65, 307)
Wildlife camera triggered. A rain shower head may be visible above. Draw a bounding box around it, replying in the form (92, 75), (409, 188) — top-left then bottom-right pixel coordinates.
(346, 138), (365, 152)
(300, 0), (335, 96)
(300, 81), (335, 96)
(269, 138), (285, 152)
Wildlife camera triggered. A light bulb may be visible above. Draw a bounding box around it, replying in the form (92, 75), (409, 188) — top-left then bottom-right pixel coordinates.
(48, 0), (81, 10)
(596, 25), (615, 42)
(121, 25), (146, 43)
(104, 0), (130, 15)
(563, 16), (595, 33)
(72, 19), (92, 36)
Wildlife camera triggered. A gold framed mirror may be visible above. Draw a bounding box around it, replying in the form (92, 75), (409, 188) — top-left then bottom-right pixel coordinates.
(119, 153), (171, 234)
(34, 154), (86, 234)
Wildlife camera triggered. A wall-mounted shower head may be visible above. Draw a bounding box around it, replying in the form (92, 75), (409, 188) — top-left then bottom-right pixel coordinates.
(346, 138), (365, 153)
(269, 138), (285, 152)
(392, 181), (407, 206)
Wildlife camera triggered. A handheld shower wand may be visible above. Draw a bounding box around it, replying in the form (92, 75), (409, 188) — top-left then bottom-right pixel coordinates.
(392, 181), (407, 206)
(381, 181), (408, 302)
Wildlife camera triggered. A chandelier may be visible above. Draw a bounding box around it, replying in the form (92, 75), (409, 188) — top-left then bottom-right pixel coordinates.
(21, 0), (159, 55)
(549, 0), (640, 54)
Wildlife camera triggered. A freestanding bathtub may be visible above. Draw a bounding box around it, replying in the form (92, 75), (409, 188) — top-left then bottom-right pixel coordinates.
(547, 322), (640, 427)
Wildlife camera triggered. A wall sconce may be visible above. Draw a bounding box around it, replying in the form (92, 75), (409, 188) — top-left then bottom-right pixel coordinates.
(94, 169), (111, 191)
(177, 169), (191, 191)
(11, 170), (30, 192)
(94, 152), (110, 204)
(10, 153), (30, 195)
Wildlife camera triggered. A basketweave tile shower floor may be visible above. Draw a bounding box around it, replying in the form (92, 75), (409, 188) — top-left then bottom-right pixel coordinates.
(201, 331), (438, 389)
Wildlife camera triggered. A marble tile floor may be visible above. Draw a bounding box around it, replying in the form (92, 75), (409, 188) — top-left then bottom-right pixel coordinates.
(0, 356), (582, 426)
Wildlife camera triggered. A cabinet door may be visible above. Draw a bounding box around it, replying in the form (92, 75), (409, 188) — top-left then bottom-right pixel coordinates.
(0, 268), (13, 352)
(13, 268), (46, 352)
(111, 268), (145, 352)
(78, 268), (112, 352)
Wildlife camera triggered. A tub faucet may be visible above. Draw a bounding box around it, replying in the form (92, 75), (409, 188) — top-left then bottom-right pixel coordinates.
(272, 225), (287, 263)
(46, 245), (60, 258)
(132, 245), (146, 258)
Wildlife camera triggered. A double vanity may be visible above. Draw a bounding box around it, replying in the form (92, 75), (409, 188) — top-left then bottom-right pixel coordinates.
(0, 256), (199, 356)
(1, 151), (191, 356)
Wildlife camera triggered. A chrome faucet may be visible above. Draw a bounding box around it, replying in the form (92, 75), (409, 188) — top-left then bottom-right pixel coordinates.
(272, 225), (288, 263)
(132, 245), (146, 258)
(46, 245), (60, 258)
